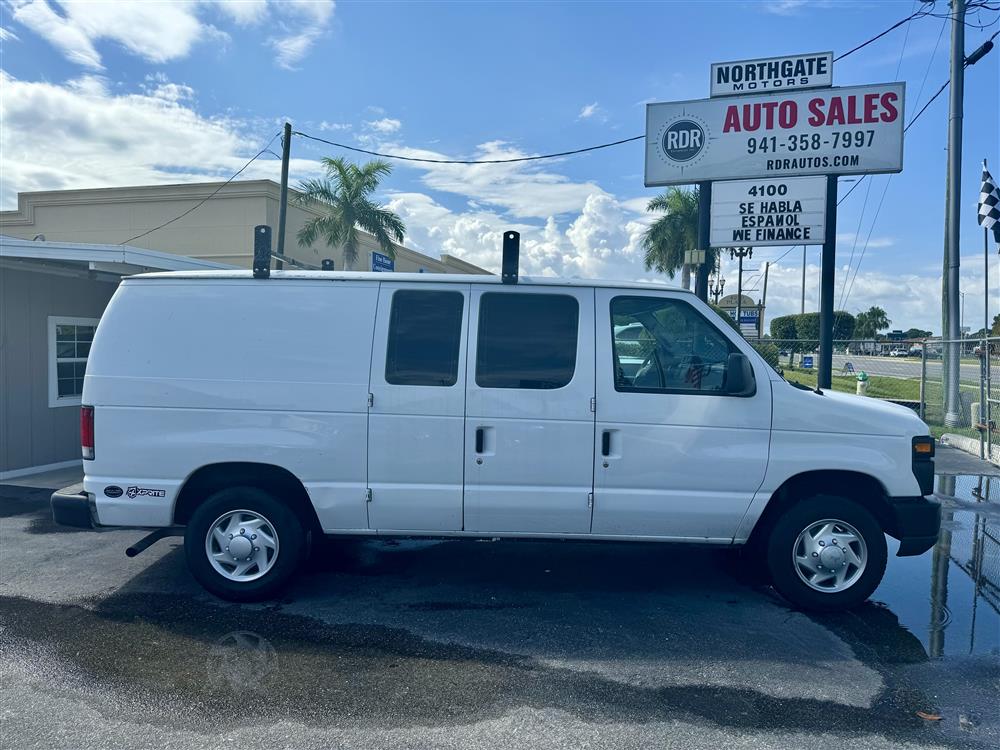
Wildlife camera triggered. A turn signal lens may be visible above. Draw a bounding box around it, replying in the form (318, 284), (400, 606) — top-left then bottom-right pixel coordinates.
(912, 437), (934, 458)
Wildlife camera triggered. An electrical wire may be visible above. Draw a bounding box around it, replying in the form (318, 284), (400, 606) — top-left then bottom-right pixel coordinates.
(118, 131), (282, 246)
(292, 130), (644, 165)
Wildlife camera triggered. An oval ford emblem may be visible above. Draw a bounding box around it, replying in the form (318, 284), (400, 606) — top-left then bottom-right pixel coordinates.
(104, 486), (123, 498)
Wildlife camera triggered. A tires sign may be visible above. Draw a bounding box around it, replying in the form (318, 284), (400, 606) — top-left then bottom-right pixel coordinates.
(710, 176), (827, 247)
(644, 82), (905, 186)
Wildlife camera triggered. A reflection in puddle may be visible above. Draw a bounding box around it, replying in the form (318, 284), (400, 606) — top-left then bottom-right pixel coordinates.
(206, 631), (277, 693)
(875, 474), (1000, 658)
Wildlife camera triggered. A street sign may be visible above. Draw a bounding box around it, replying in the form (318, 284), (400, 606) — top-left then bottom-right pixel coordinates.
(711, 52), (833, 98)
(710, 176), (827, 247)
(645, 82), (905, 186)
(802, 355), (814, 369)
(371, 251), (394, 272)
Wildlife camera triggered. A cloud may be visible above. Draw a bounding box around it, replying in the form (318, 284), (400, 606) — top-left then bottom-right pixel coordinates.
(319, 120), (351, 131)
(0, 71), (322, 211)
(379, 140), (610, 219)
(365, 117), (402, 134)
(8, 0), (216, 69)
(762, 0), (808, 15)
(265, 0), (335, 69)
(0, 26), (20, 41)
(7, 0), (333, 70)
(578, 102), (600, 120)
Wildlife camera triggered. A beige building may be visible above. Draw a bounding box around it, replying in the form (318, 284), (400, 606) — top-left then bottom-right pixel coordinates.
(0, 179), (486, 274)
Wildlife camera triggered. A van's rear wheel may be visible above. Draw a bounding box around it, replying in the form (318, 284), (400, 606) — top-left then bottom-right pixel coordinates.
(766, 496), (887, 612)
(185, 487), (304, 601)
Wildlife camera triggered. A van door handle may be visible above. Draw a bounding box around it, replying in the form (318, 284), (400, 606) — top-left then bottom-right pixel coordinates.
(601, 430), (611, 457)
(475, 427), (485, 453)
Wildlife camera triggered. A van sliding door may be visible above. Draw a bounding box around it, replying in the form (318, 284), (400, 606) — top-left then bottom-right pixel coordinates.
(367, 283), (471, 531)
(463, 286), (597, 534)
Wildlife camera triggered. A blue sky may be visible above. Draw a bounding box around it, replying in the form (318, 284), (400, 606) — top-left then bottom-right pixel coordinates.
(2, 0), (998, 332)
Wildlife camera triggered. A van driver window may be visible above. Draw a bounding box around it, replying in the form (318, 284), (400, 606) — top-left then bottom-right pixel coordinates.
(611, 296), (734, 394)
(476, 293), (578, 389)
(385, 290), (464, 386)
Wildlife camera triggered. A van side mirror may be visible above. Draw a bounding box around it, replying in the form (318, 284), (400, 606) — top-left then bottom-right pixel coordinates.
(725, 352), (756, 396)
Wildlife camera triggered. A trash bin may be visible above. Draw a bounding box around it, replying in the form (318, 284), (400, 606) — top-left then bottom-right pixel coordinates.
(856, 370), (869, 396)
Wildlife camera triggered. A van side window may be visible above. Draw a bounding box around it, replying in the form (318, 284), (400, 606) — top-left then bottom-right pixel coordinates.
(385, 290), (464, 386)
(611, 296), (735, 394)
(476, 293), (578, 389)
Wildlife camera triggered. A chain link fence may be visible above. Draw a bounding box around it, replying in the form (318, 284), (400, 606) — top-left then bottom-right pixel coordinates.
(745, 336), (1000, 458)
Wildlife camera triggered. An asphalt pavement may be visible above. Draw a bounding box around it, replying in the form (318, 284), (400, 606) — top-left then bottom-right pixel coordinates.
(2, 473), (998, 750)
(829, 354), (982, 384)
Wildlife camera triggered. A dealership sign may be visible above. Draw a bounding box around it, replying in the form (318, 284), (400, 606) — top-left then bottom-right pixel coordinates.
(710, 176), (827, 247)
(711, 52), (833, 97)
(644, 82), (905, 186)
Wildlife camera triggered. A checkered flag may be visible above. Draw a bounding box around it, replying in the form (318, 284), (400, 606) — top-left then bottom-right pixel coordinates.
(980, 160), (1000, 245)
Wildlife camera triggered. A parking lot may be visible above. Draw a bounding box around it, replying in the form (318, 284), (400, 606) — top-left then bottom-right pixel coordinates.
(2, 470), (998, 750)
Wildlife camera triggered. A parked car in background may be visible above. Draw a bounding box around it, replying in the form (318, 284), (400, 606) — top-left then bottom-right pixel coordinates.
(52, 270), (940, 612)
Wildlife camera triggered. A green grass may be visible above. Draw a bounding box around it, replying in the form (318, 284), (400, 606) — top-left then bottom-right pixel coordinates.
(783, 368), (921, 400)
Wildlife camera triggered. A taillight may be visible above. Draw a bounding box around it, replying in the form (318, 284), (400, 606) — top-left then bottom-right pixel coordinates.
(81, 405), (94, 460)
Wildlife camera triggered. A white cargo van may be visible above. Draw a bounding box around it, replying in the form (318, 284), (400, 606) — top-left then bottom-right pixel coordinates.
(52, 263), (939, 611)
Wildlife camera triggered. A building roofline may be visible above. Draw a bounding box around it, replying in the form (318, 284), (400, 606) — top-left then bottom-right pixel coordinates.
(0, 235), (236, 271)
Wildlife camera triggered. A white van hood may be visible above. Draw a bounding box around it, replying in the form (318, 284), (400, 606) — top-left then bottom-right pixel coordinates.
(771, 379), (929, 437)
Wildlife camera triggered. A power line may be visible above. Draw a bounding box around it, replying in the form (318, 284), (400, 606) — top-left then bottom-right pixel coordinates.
(118, 131), (282, 246)
(292, 130), (644, 165)
(833, 4), (933, 61)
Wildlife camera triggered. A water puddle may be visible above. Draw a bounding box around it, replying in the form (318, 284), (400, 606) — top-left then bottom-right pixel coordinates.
(874, 474), (1000, 658)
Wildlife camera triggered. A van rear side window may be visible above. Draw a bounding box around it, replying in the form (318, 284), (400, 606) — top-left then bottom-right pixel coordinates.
(385, 290), (464, 386)
(476, 293), (578, 389)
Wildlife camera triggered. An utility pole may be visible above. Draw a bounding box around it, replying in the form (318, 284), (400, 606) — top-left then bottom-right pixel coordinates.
(800, 245), (806, 314)
(276, 121), (292, 271)
(695, 181), (712, 302)
(818, 175), (838, 389)
(760, 261), (770, 339)
(730, 246), (753, 336)
(943, 0), (965, 426)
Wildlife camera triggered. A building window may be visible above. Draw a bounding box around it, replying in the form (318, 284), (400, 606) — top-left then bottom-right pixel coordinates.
(48, 317), (99, 407)
(385, 290), (465, 386)
(475, 293), (579, 389)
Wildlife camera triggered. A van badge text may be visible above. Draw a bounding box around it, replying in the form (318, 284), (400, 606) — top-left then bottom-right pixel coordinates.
(126, 486), (166, 499)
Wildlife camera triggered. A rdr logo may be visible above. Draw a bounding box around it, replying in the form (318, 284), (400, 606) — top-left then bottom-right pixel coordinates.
(661, 119), (707, 162)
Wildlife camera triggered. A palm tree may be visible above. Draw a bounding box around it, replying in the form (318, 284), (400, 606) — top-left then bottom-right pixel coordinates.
(855, 305), (891, 340)
(642, 186), (712, 289)
(295, 157), (405, 269)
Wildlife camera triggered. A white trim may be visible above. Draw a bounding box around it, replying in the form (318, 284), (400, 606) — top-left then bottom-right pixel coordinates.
(1, 235), (233, 271)
(0, 459), (82, 481)
(48, 316), (100, 408)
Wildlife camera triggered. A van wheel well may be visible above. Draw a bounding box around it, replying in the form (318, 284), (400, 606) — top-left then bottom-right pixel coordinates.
(746, 470), (893, 548)
(173, 462), (321, 533)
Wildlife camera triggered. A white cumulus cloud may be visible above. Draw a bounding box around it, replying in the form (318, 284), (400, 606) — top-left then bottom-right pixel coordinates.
(365, 117), (402, 134)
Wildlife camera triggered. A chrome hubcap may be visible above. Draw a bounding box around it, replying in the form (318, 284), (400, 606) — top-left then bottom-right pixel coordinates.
(205, 509), (279, 582)
(793, 518), (867, 593)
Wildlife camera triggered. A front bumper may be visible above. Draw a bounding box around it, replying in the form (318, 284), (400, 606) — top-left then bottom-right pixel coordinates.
(51, 484), (97, 529)
(888, 495), (941, 556)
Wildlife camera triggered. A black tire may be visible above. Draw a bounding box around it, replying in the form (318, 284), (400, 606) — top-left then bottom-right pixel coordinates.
(766, 495), (887, 612)
(184, 486), (305, 602)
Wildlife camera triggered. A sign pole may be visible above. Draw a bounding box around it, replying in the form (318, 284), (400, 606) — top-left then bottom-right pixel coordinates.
(818, 174), (837, 389)
(696, 182), (711, 302)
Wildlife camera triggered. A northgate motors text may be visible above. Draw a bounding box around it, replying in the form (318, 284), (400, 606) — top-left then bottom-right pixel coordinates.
(722, 92), (898, 167)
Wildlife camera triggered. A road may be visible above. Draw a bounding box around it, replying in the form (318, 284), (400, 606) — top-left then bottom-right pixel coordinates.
(827, 354), (983, 384)
(2, 472), (998, 750)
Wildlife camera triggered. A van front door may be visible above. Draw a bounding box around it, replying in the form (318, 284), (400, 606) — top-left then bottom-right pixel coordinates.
(592, 290), (771, 540)
(367, 283), (470, 531)
(463, 286), (595, 534)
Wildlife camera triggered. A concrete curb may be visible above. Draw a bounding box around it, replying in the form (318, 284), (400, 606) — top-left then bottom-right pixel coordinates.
(940, 432), (1000, 465)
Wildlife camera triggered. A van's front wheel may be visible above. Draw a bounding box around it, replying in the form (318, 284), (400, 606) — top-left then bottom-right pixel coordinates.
(185, 487), (305, 601)
(766, 496), (887, 612)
